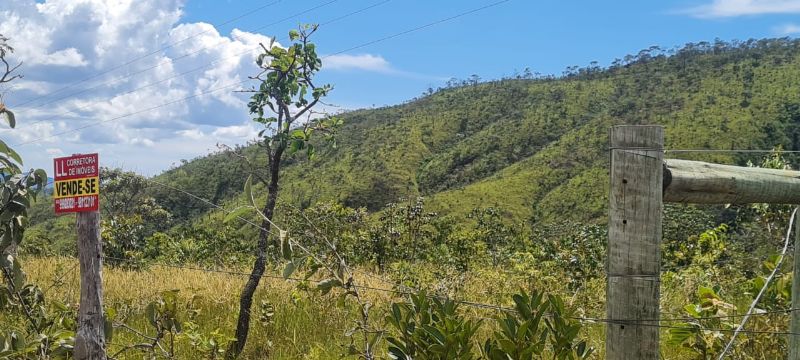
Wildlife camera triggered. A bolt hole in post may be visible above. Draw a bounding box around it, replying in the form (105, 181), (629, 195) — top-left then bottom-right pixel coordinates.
(607, 126), (662, 360)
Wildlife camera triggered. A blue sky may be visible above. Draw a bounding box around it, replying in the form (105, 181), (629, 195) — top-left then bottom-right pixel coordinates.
(1, 0), (800, 174)
(184, 0), (800, 108)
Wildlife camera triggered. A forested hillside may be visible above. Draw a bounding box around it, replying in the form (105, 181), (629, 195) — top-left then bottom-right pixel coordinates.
(23, 38), (800, 250)
(141, 38), (800, 226)
(14, 37), (800, 360)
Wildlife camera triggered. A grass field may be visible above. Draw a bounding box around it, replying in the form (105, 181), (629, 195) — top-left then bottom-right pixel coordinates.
(11, 256), (790, 359)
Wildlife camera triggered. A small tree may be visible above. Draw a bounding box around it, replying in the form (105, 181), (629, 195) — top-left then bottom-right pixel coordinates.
(229, 24), (340, 357)
(0, 34), (63, 358)
(0, 33), (21, 128)
(99, 167), (172, 265)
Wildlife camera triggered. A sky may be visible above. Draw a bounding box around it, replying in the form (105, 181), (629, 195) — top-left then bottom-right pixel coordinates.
(1, 0), (800, 175)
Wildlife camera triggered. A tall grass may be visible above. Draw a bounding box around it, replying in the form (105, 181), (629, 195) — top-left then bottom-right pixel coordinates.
(14, 256), (786, 359)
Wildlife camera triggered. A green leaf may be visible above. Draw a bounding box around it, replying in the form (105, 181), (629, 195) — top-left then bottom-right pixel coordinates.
(2, 110), (15, 129)
(104, 314), (114, 343)
(289, 139), (304, 154)
(281, 232), (292, 260)
(145, 303), (157, 327)
(282, 261), (296, 279)
(0, 140), (22, 166)
(306, 144), (315, 160)
(33, 169), (46, 189)
(316, 278), (342, 295)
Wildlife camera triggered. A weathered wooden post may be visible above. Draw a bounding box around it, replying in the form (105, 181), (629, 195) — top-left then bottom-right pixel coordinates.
(791, 211), (800, 360)
(54, 153), (104, 359)
(607, 125), (663, 359)
(606, 126), (800, 358)
(74, 210), (106, 359)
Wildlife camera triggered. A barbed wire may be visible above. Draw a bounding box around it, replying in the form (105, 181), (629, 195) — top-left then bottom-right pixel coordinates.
(99, 254), (800, 337)
(612, 147), (800, 154)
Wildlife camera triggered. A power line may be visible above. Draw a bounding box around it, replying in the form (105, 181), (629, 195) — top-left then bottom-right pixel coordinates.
(9, 0), (511, 148)
(12, 0), (284, 109)
(13, 0), (342, 113)
(324, 0), (511, 58)
(145, 177), (285, 232)
(12, 80), (245, 147)
(13, 0), (390, 130)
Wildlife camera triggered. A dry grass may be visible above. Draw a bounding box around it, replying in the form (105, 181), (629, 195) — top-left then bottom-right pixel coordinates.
(24, 256), (400, 359)
(16, 256), (764, 359)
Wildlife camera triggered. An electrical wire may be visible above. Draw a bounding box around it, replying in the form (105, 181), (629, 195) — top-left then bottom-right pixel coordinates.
(16, 0), (391, 131)
(7, 0), (505, 148)
(12, 0), (285, 109)
(12, 80), (246, 147)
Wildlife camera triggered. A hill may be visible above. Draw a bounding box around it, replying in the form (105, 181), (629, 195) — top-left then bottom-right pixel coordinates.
(148, 38), (800, 224)
(23, 37), (800, 247)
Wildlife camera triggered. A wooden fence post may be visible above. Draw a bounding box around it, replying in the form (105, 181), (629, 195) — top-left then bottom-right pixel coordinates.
(791, 210), (800, 360)
(74, 210), (106, 360)
(606, 125), (663, 359)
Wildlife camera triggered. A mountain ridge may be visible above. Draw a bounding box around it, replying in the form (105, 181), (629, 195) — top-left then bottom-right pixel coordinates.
(24, 37), (800, 247)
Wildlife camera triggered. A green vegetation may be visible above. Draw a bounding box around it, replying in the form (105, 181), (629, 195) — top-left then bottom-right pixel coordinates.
(88, 38), (800, 229)
(10, 35), (800, 359)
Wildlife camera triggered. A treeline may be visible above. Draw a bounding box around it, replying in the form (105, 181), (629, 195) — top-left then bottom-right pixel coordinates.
(109, 37), (800, 231)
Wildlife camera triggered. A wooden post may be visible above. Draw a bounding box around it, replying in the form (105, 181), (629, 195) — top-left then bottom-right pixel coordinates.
(791, 210), (800, 360)
(664, 159), (800, 204)
(607, 125), (663, 359)
(74, 211), (106, 360)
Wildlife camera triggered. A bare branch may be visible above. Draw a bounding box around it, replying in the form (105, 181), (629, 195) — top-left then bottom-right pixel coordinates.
(0, 56), (22, 84)
(293, 98), (320, 121)
(219, 143), (270, 186)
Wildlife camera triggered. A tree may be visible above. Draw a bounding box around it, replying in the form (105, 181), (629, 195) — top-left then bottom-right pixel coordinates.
(228, 24), (340, 357)
(0, 34), (64, 358)
(0, 34), (21, 128)
(0, 33), (39, 257)
(99, 167), (172, 265)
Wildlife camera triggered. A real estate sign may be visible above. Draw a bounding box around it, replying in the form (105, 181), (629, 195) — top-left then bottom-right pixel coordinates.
(53, 153), (99, 213)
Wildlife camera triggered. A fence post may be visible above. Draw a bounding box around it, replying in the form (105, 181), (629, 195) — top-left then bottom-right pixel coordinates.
(606, 125), (663, 359)
(74, 210), (106, 360)
(791, 210), (800, 360)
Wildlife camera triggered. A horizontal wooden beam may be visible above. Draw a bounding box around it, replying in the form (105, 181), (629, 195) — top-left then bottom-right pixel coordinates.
(664, 159), (800, 204)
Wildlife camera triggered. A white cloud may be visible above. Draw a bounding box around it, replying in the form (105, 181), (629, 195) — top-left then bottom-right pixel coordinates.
(775, 23), (800, 34)
(325, 54), (393, 73)
(685, 0), (800, 18)
(8, 79), (52, 95)
(38, 48), (88, 67)
(177, 129), (205, 140)
(0, 0), (288, 174)
(212, 123), (256, 138)
(130, 137), (155, 147)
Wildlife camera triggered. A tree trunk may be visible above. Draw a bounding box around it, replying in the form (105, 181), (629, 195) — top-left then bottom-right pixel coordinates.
(229, 147), (283, 358)
(2, 241), (17, 256)
(74, 211), (107, 360)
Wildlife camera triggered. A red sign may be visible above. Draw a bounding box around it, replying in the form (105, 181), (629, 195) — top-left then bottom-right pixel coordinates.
(53, 153), (99, 213)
